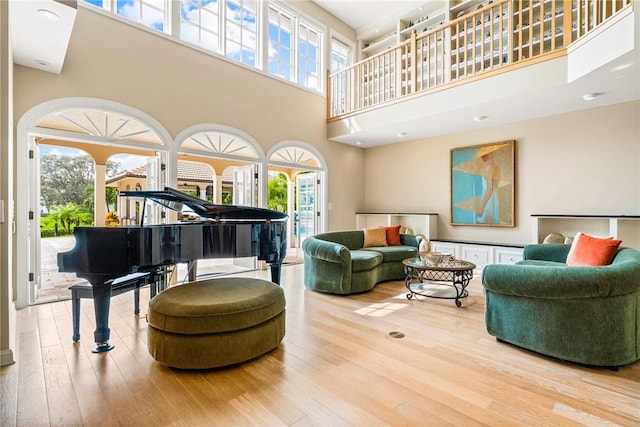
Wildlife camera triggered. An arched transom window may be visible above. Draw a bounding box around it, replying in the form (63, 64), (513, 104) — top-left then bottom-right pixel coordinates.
(270, 146), (320, 169)
(36, 108), (162, 146)
(180, 130), (259, 160)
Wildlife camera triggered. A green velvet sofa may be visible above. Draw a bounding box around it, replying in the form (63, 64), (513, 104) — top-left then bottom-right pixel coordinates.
(482, 244), (640, 368)
(302, 230), (422, 294)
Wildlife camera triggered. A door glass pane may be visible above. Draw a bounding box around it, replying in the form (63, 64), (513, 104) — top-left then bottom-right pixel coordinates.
(296, 172), (316, 245)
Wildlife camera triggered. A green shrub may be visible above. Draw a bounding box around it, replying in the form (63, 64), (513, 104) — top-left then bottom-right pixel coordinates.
(40, 215), (72, 238)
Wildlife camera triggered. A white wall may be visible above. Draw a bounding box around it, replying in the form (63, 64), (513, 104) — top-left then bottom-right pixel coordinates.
(364, 101), (640, 246)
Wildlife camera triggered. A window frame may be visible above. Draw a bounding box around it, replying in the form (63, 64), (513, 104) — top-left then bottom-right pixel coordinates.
(223, 0), (259, 67)
(267, 4), (295, 82)
(330, 34), (352, 73)
(111, 0), (169, 33)
(179, 0), (222, 54)
(296, 18), (322, 92)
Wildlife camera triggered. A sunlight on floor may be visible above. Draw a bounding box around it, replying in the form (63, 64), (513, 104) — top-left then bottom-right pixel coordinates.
(355, 301), (408, 317)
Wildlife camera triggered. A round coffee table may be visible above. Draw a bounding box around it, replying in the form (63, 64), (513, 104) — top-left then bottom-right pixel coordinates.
(402, 257), (476, 307)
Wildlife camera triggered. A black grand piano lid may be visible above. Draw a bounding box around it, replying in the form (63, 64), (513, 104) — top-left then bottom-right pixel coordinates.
(119, 187), (288, 221)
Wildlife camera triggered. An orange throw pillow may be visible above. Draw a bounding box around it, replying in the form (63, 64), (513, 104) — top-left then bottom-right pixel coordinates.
(363, 227), (388, 247)
(566, 232), (622, 266)
(385, 225), (402, 246)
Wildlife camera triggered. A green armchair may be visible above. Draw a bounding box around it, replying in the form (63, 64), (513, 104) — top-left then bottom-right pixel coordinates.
(482, 244), (640, 368)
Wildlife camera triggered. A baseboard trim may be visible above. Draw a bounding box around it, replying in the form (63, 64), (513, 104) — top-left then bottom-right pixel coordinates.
(0, 348), (15, 366)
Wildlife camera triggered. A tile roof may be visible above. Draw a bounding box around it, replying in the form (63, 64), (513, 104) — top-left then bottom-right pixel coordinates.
(107, 160), (215, 184)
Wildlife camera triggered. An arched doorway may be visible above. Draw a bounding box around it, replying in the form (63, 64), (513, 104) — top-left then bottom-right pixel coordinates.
(175, 125), (266, 279)
(267, 142), (327, 256)
(16, 98), (172, 308)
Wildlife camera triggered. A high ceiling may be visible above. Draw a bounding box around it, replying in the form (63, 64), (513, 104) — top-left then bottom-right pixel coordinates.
(311, 0), (446, 40)
(9, 1), (640, 148)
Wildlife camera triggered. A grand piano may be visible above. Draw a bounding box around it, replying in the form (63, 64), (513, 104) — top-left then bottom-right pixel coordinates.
(58, 187), (288, 353)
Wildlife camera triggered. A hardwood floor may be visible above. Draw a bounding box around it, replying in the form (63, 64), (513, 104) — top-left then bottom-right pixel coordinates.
(2, 263), (639, 426)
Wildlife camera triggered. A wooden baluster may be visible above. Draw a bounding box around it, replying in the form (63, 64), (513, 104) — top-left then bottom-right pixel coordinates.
(473, 13), (479, 74)
(489, 7), (494, 69)
(410, 30), (417, 95)
(437, 30), (441, 85)
(563, 0), (572, 45)
(518, 0), (524, 61)
(499, 3), (503, 65)
(528, 0), (533, 59)
(539, 1), (544, 56)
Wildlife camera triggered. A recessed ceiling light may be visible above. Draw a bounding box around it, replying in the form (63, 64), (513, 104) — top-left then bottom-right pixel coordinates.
(35, 59), (49, 67)
(582, 93), (601, 101)
(473, 115), (488, 122)
(612, 63), (632, 72)
(355, 141), (362, 145)
(38, 9), (60, 21)
(397, 132), (407, 138)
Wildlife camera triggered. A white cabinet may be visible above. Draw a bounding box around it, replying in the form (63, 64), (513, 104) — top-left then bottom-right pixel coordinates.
(355, 212), (438, 239)
(532, 215), (640, 249)
(430, 240), (524, 269)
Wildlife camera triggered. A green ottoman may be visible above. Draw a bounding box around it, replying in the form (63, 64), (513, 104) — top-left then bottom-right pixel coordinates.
(147, 277), (285, 369)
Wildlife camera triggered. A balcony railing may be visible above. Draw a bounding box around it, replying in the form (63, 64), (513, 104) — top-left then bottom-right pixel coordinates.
(327, 0), (633, 120)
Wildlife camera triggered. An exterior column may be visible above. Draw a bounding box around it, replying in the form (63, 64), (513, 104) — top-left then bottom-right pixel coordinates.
(215, 175), (223, 204)
(94, 164), (106, 226)
(198, 184), (206, 200)
(115, 191), (122, 223)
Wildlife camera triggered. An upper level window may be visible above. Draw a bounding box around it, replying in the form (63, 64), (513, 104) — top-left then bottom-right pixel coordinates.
(225, 0), (258, 67)
(297, 21), (321, 91)
(116, 0), (166, 32)
(331, 38), (350, 73)
(268, 6), (293, 80)
(180, 0), (220, 53)
(267, 3), (323, 92)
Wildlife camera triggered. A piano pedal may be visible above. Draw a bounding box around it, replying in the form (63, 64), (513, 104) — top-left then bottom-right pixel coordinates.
(92, 342), (115, 353)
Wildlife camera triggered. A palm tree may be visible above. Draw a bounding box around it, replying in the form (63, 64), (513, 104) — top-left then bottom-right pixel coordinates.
(48, 203), (86, 234)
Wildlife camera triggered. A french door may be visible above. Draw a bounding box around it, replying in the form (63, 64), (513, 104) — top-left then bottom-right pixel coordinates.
(28, 139), (41, 305)
(296, 172), (318, 252)
(232, 165), (255, 206)
(232, 164), (257, 269)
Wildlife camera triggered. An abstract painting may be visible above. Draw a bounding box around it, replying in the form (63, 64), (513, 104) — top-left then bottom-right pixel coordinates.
(450, 140), (515, 227)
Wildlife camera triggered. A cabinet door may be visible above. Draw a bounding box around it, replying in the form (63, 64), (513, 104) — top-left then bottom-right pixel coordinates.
(494, 247), (523, 264)
(430, 242), (460, 258)
(461, 244), (493, 268)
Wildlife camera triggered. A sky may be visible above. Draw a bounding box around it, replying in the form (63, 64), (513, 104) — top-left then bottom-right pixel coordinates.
(39, 145), (148, 172)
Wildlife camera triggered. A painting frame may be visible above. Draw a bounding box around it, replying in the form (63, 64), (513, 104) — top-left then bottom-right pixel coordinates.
(450, 140), (516, 227)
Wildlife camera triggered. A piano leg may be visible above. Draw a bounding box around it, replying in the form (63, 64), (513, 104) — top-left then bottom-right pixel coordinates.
(269, 260), (283, 285)
(188, 260), (198, 282)
(91, 282), (115, 353)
